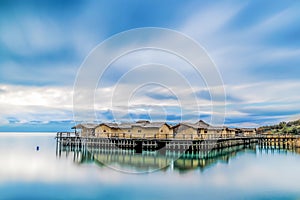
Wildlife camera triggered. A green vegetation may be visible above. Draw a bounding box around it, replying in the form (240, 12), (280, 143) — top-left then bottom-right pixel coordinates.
(258, 119), (300, 135)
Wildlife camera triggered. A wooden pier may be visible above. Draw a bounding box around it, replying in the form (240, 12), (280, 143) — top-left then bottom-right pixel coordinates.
(258, 134), (300, 148)
(56, 132), (289, 153)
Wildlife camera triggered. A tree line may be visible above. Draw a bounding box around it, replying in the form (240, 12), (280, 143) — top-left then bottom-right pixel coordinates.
(257, 119), (300, 135)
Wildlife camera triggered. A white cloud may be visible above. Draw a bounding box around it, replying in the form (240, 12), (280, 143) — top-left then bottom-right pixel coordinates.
(226, 81), (300, 104)
(0, 84), (74, 123)
(2, 78), (300, 126)
(181, 2), (245, 40)
(178, 2), (300, 87)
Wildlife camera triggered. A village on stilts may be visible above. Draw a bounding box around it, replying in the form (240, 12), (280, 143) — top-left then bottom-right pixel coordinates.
(56, 120), (300, 153)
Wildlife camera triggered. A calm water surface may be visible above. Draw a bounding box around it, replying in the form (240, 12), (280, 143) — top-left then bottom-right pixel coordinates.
(1, 132), (300, 200)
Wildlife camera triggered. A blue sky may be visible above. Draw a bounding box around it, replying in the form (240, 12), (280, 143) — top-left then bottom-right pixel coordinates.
(1, 0), (300, 131)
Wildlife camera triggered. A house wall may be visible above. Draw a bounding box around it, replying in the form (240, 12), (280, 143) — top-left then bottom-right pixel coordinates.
(79, 128), (85, 136)
(218, 129), (236, 138)
(95, 124), (171, 139)
(116, 128), (131, 138)
(80, 127), (95, 137)
(80, 124), (254, 139)
(174, 125), (198, 139)
(243, 130), (256, 136)
(130, 126), (158, 138)
(95, 125), (113, 138)
(157, 124), (173, 139)
(226, 129), (236, 137)
(206, 129), (222, 139)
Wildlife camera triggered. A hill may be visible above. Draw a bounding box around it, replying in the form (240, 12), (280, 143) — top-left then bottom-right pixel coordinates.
(258, 119), (300, 135)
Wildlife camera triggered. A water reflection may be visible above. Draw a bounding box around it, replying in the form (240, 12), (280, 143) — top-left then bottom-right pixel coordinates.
(1, 133), (300, 199)
(57, 143), (300, 173)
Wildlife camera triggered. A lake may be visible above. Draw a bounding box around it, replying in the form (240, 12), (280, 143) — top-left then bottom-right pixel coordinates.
(1, 132), (300, 200)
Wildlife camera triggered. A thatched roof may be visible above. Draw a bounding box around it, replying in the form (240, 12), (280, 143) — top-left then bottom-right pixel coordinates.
(143, 122), (170, 128)
(238, 128), (256, 132)
(175, 120), (211, 130)
(97, 123), (119, 129)
(136, 120), (150, 124)
(177, 122), (200, 129)
(72, 123), (98, 129)
(71, 120), (251, 132)
(207, 126), (224, 131)
(98, 121), (170, 129)
(194, 120), (210, 128)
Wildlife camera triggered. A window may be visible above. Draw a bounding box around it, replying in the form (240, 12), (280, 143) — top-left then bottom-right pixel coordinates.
(128, 130), (131, 132)
(138, 130), (141, 133)
(204, 130), (207, 133)
(160, 130), (163, 132)
(104, 130), (106, 132)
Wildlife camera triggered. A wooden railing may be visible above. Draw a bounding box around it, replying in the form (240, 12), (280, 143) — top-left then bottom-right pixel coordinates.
(56, 132), (78, 138)
(260, 134), (300, 139)
(59, 131), (300, 140)
(92, 132), (259, 140)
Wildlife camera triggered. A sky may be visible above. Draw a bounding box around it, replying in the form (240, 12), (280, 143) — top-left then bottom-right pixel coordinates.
(1, 0), (300, 131)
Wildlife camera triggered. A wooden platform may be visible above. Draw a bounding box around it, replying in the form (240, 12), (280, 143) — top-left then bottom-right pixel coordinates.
(56, 132), (300, 153)
(56, 132), (271, 152)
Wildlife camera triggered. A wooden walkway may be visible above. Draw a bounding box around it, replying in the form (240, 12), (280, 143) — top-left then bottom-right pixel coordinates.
(56, 132), (280, 152)
(56, 132), (300, 153)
